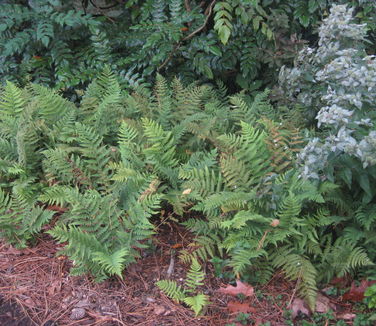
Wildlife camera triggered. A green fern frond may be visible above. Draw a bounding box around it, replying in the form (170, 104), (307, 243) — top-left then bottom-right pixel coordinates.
(92, 248), (129, 279)
(156, 280), (185, 302)
(277, 193), (302, 228)
(355, 204), (376, 231)
(272, 249), (318, 311)
(221, 211), (270, 230)
(39, 185), (69, 206)
(183, 294), (210, 316)
(31, 84), (73, 121)
(0, 81), (25, 116)
(229, 248), (267, 276)
(185, 258), (205, 293)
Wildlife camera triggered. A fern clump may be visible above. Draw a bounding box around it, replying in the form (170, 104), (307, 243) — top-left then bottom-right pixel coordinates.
(156, 258), (210, 316)
(181, 118), (373, 311)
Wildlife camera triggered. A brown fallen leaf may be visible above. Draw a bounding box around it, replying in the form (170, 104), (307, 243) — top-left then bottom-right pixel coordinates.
(315, 293), (336, 313)
(253, 318), (264, 326)
(270, 219), (280, 227)
(24, 298), (36, 308)
(47, 280), (62, 296)
(289, 298), (310, 319)
(182, 188), (192, 195)
(218, 280), (254, 297)
(343, 279), (376, 302)
(154, 305), (166, 315)
(336, 313), (356, 320)
(227, 301), (256, 313)
(330, 276), (350, 288)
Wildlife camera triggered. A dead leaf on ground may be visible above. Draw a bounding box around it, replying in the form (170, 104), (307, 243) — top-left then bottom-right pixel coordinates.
(289, 298), (310, 319)
(336, 313), (356, 320)
(227, 301), (256, 313)
(24, 298), (36, 308)
(315, 293), (336, 313)
(270, 219), (280, 227)
(330, 276), (350, 288)
(5, 247), (23, 255)
(343, 279), (376, 302)
(154, 305), (166, 315)
(218, 280), (254, 297)
(47, 280), (61, 296)
(253, 318), (264, 326)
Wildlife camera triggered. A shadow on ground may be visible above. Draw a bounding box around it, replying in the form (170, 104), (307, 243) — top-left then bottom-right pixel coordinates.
(0, 296), (34, 326)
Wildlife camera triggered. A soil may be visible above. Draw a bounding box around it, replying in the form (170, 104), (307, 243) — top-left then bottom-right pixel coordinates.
(0, 223), (368, 326)
(0, 296), (34, 326)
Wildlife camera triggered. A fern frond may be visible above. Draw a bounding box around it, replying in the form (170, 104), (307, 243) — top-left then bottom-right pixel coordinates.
(228, 248), (267, 277)
(184, 258), (205, 293)
(183, 294), (209, 316)
(272, 249), (318, 311)
(355, 204), (376, 231)
(0, 81), (25, 116)
(156, 280), (185, 302)
(92, 248), (129, 279)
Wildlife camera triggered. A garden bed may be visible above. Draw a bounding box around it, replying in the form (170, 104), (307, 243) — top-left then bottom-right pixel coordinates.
(0, 223), (371, 326)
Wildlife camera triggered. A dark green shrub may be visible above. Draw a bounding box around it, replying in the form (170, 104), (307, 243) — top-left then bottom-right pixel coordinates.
(1, 0), (374, 91)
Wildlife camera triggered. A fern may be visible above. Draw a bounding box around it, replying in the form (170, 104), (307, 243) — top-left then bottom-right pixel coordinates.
(156, 258), (209, 315)
(156, 279), (186, 302)
(272, 249), (318, 311)
(0, 187), (54, 248)
(92, 248), (129, 279)
(183, 294), (210, 316)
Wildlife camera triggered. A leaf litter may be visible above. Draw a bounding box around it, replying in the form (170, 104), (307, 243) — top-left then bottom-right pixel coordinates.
(0, 222), (373, 325)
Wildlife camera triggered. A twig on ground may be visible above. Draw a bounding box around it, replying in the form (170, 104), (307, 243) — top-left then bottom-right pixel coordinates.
(287, 269), (302, 308)
(166, 250), (175, 278)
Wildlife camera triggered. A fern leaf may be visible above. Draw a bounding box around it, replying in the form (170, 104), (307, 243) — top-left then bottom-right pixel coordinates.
(183, 294), (209, 316)
(272, 250), (318, 311)
(92, 248), (129, 279)
(0, 81), (25, 116)
(185, 258), (205, 293)
(156, 280), (185, 303)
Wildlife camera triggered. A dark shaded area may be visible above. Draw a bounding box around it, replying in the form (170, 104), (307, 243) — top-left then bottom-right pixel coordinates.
(0, 296), (34, 326)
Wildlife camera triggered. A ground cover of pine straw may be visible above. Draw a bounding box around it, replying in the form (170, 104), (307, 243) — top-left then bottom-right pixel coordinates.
(0, 224), (364, 326)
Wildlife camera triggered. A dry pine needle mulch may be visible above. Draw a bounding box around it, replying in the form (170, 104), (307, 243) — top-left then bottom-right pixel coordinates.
(0, 232), (292, 326)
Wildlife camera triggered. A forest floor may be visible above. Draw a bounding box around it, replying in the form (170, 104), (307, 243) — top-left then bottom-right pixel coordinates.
(0, 222), (371, 326)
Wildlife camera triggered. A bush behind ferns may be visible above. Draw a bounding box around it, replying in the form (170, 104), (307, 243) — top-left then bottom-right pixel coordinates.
(1, 0), (375, 91)
(278, 4), (376, 273)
